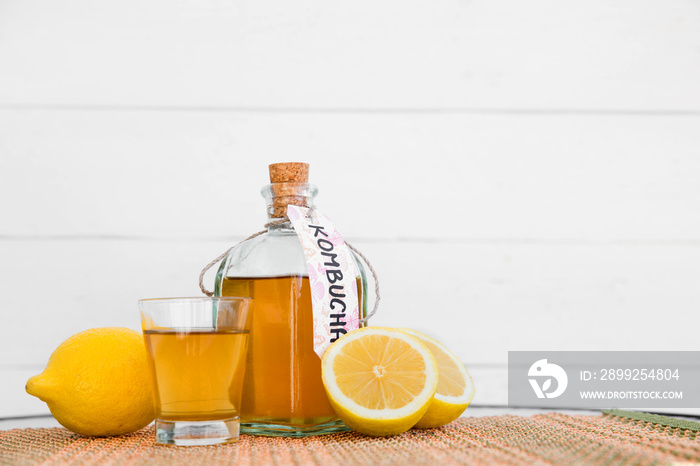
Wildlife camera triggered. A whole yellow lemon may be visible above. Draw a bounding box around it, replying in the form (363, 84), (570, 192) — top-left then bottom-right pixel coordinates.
(26, 327), (154, 437)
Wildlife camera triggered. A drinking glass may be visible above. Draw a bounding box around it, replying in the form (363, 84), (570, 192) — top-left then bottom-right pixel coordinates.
(139, 297), (252, 446)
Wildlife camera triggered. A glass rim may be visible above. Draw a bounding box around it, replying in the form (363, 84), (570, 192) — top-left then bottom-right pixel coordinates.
(138, 297), (251, 304)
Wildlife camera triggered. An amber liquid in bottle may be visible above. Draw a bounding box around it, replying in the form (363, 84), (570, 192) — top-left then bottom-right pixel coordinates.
(222, 275), (364, 426)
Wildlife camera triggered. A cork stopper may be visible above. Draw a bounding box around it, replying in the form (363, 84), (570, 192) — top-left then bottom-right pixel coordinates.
(266, 162), (315, 219)
(269, 162), (309, 183)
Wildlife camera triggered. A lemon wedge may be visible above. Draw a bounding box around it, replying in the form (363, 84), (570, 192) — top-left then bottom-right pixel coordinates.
(400, 328), (475, 428)
(321, 327), (438, 436)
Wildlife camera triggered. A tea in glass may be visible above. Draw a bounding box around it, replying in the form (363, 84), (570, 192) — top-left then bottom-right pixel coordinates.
(139, 297), (251, 446)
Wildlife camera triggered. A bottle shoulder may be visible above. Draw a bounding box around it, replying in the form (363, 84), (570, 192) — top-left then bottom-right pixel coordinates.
(217, 232), (308, 279)
(215, 231), (367, 281)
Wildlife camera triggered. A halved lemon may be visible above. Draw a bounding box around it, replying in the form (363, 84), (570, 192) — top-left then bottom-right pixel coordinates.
(321, 327), (438, 436)
(400, 328), (475, 428)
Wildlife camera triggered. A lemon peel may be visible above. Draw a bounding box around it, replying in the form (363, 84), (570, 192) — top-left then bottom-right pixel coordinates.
(399, 328), (475, 429)
(26, 327), (154, 437)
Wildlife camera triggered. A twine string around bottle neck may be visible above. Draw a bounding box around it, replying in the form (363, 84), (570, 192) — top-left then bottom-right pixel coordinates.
(198, 217), (380, 324)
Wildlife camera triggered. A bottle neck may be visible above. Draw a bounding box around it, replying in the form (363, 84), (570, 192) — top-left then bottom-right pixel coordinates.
(261, 182), (318, 232)
(266, 217), (294, 233)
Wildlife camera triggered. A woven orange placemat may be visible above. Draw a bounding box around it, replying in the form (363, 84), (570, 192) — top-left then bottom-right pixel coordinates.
(1, 413), (699, 465)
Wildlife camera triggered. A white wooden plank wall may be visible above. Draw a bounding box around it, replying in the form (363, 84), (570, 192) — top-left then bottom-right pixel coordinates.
(1, 0), (699, 418)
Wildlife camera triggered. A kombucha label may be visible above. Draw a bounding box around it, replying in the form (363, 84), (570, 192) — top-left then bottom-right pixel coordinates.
(287, 205), (360, 357)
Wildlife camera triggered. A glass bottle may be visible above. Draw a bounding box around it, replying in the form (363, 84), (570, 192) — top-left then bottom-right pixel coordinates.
(214, 163), (367, 437)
